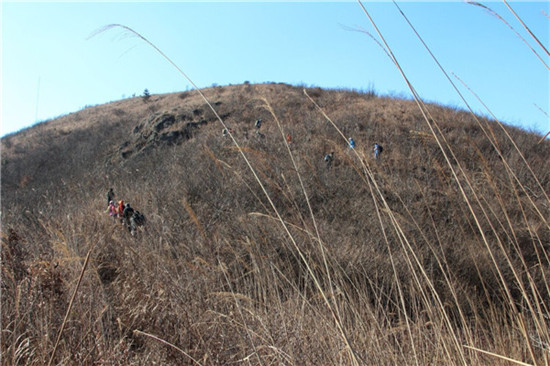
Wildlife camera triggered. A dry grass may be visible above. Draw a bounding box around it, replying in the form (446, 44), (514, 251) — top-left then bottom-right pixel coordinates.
(2, 81), (548, 365)
(2, 14), (549, 365)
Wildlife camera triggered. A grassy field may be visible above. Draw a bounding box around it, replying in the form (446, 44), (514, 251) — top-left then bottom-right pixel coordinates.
(2, 81), (549, 364)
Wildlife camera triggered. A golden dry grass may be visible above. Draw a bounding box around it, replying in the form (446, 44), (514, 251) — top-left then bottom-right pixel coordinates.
(2, 81), (549, 365)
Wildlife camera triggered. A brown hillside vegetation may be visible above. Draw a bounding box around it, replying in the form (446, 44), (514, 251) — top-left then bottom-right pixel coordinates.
(2, 83), (549, 365)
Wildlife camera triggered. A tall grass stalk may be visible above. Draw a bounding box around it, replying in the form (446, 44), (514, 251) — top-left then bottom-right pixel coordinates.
(94, 23), (362, 365)
(47, 245), (95, 366)
(392, 0), (550, 210)
(453, 73), (550, 210)
(262, 97), (363, 364)
(304, 89), (466, 364)
(533, 104), (550, 144)
(356, 0), (547, 363)
(467, 1), (549, 71)
(464, 345), (535, 366)
(4, 6), (548, 364)
(389, 0), (550, 353)
(218, 258), (264, 366)
(133, 330), (202, 365)
(502, 0), (550, 58)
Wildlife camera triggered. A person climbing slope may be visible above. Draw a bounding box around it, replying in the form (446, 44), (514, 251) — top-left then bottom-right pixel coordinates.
(374, 143), (383, 159)
(118, 200), (125, 224)
(106, 200), (118, 221)
(324, 152), (334, 168)
(107, 188), (115, 206)
(122, 203), (135, 233)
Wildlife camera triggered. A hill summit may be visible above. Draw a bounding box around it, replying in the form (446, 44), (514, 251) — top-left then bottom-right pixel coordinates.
(2, 83), (549, 364)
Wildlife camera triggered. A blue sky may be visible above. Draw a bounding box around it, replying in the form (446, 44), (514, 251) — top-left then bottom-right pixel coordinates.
(1, 1), (549, 137)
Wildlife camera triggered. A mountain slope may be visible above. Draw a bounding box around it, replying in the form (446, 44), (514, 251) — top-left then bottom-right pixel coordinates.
(2, 83), (549, 364)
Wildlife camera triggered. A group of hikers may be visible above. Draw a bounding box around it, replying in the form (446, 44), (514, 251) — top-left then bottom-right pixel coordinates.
(105, 123), (384, 231)
(105, 188), (146, 235)
(348, 138), (383, 159)
(324, 141), (384, 168)
(221, 118), (385, 169)
(223, 119), (383, 164)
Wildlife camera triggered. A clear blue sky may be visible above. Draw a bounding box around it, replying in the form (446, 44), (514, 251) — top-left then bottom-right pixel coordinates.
(1, 1), (549, 137)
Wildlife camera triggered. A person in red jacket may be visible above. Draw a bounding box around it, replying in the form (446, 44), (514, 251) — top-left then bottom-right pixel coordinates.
(118, 200), (125, 224)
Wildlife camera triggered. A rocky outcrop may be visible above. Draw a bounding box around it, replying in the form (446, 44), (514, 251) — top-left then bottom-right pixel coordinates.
(118, 109), (229, 160)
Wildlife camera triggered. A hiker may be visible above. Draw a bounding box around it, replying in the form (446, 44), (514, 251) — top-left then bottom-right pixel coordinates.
(348, 137), (355, 149)
(131, 210), (146, 231)
(255, 119), (262, 129)
(286, 133), (292, 145)
(374, 143), (383, 159)
(107, 188), (115, 206)
(222, 128), (228, 137)
(122, 203), (135, 233)
(118, 200), (125, 224)
(324, 152), (334, 168)
(106, 200), (118, 221)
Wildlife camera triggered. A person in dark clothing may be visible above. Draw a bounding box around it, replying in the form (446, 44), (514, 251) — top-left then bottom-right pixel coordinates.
(324, 152), (334, 168)
(107, 188), (115, 206)
(122, 203), (135, 233)
(374, 143), (383, 159)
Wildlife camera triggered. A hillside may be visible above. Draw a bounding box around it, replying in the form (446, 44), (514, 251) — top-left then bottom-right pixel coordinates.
(2, 83), (550, 365)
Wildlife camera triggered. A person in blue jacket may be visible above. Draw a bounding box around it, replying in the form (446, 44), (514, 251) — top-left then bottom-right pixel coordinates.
(374, 143), (383, 159)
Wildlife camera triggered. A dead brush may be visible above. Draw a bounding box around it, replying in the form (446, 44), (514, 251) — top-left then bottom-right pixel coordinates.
(2, 7), (549, 364)
(354, 1), (550, 364)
